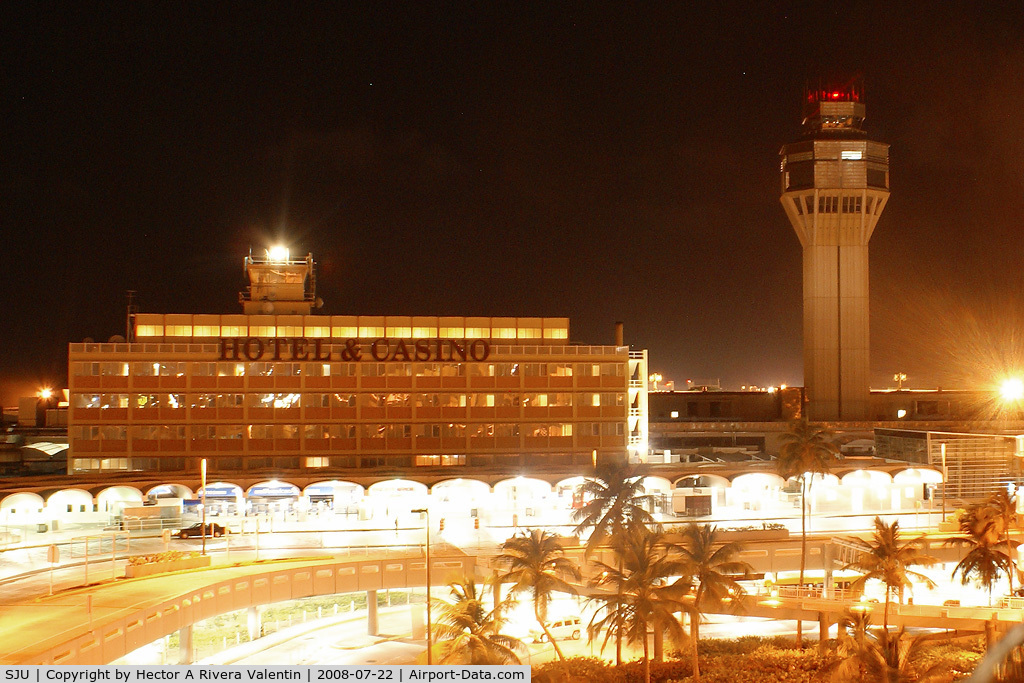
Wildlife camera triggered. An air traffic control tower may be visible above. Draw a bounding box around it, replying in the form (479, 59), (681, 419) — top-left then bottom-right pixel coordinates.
(780, 83), (890, 420)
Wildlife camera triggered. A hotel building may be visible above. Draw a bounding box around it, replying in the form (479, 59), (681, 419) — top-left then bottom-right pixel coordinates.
(67, 250), (648, 477)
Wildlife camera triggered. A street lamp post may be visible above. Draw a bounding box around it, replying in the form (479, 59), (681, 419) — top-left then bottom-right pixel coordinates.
(201, 459), (207, 556)
(411, 507), (431, 665)
(940, 443), (947, 524)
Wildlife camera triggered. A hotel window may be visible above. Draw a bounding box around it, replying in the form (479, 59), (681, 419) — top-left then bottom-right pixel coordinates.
(100, 426), (127, 440)
(165, 325), (193, 337)
(494, 423), (520, 437)
(386, 326), (412, 337)
(100, 363), (127, 376)
(136, 324), (163, 337)
(600, 363), (625, 376)
(217, 394), (243, 407)
(518, 327), (542, 339)
(414, 393), (440, 407)
(440, 393), (467, 407)
(194, 394), (216, 408)
(492, 327), (516, 339)
(523, 363), (547, 376)
(470, 394), (496, 407)
(73, 362), (100, 376)
(247, 363), (272, 377)
(100, 393), (129, 408)
(250, 325), (276, 336)
(386, 424), (411, 438)
(543, 327), (568, 340)
(385, 363), (412, 376)
(189, 425), (216, 439)
(305, 325), (330, 337)
(330, 393), (356, 407)
(277, 325), (303, 337)
(670, 410), (679, 419)
(332, 325), (358, 337)
(359, 326), (384, 338)
(361, 363), (385, 377)
(600, 423), (624, 436)
(335, 363), (356, 377)
(75, 394), (101, 408)
(192, 362), (217, 376)
(303, 393), (329, 408)
(440, 363), (465, 377)
(221, 325), (247, 336)
(524, 393), (548, 407)
(441, 423), (466, 437)
(468, 364), (493, 378)
(550, 363), (572, 377)
(216, 362), (245, 377)
(841, 150), (863, 160)
(440, 326), (465, 337)
(417, 424), (441, 437)
(72, 425), (101, 439)
(305, 457), (330, 468)
(414, 363), (441, 377)
(551, 423), (573, 436)
(465, 326), (489, 338)
(412, 326), (438, 338)
(193, 325), (220, 337)
(157, 362), (186, 377)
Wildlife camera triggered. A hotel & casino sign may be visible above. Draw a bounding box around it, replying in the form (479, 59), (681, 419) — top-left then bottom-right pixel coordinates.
(219, 337), (491, 363)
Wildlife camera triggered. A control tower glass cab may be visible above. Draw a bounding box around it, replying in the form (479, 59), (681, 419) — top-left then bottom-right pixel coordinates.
(239, 247), (318, 315)
(779, 83), (890, 421)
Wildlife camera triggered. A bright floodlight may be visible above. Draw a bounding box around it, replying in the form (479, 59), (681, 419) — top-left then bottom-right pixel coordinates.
(38, 387), (53, 399)
(1002, 378), (1024, 402)
(267, 245), (289, 262)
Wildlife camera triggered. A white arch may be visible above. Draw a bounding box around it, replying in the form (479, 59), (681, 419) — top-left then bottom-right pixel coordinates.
(246, 480), (301, 499)
(367, 480), (428, 497)
(555, 477), (586, 492)
(303, 480), (365, 499)
(44, 489), (95, 515)
(674, 474), (731, 489)
(197, 482), (244, 499)
(841, 470), (893, 487)
(146, 484), (194, 500)
(493, 477), (552, 498)
(730, 472), (786, 489)
(96, 486), (144, 513)
(893, 468), (944, 485)
(641, 476), (673, 493)
(0, 492), (45, 515)
(431, 479), (490, 496)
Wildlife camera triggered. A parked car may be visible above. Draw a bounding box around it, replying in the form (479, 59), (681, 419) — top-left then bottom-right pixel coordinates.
(177, 523), (227, 539)
(531, 617), (582, 642)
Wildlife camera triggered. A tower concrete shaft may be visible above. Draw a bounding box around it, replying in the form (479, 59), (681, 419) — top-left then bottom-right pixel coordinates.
(780, 85), (889, 420)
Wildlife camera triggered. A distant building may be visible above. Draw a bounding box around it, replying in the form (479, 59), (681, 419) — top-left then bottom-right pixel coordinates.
(67, 249), (648, 478)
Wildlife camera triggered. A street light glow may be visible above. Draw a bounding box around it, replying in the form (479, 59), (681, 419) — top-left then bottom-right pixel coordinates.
(267, 245), (290, 262)
(38, 387), (53, 400)
(1002, 378), (1024, 402)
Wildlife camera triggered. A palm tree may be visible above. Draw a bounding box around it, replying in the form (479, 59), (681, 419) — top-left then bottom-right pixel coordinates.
(831, 614), (951, 683)
(573, 463), (654, 664)
(572, 463), (655, 553)
(948, 507), (1014, 606)
(588, 525), (687, 683)
(496, 528), (581, 662)
(842, 517), (939, 633)
(987, 488), (1018, 594)
(670, 523), (753, 683)
(775, 420), (839, 591)
(430, 578), (526, 665)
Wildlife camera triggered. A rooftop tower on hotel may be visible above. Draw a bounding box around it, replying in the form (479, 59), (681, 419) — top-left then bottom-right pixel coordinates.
(780, 79), (890, 420)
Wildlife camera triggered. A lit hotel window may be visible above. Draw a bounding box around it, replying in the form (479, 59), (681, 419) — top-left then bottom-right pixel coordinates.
(359, 326), (384, 338)
(386, 326), (412, 337)
(670, 411), (679, 418)
(465, 327), (489, 338)
(440, 327), (465, 337)
(412, 327), (437, 338)
(544, 328), (568, 340)
(305, 326), (329, 337)
(333, 326), (358, 337)
(136, 325), (163, 337)
(165, 325), (193, 337)
(492, 327), (516, 339)
(518, 328), (541, 339)
(221, 325), (246, 336)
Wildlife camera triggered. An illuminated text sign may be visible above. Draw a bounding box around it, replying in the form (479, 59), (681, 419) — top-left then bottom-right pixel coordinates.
(218, 337), (491, 363)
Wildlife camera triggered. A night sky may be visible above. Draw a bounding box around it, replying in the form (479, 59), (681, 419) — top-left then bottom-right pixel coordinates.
(4, 3), (1024, 405)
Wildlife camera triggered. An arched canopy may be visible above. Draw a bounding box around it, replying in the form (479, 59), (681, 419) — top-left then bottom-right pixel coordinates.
(304, 481), (364, 502)
(44, 489), (94, 512)
(247, 481), (301, 499)
(197, 482), (244, 499)
(96, 486), (144, 513)
(805, 473), (840, 487)
(641, 476), (673, 493)
(146, 484), (194, 500)
(367, 480), (428, 497)
(730, 472), (786, 489)
(674, 474), (731, 489)
(431, 479), (490, 499)
(841, 470), (893, 487)
(493, 477), (553, 499)
(893, 468), (944, 485)
(555, 477), (586, 493)
(0, 492), (45, 514)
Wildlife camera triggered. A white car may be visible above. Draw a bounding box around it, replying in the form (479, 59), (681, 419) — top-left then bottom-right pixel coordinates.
(531, 617), (582, 642)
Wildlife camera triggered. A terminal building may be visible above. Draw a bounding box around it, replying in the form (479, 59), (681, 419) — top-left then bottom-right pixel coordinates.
(66, 249), (649, 479)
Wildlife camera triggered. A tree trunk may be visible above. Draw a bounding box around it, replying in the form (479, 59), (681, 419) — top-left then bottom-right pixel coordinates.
(653, 624), (663, 662)
(883, 586), (891, 633)
(796, 475), (808, 647)
(690, 609), (700, 682)
(616, 558), (623, 666)
(535, 602), (567, 661)
(643, 622), (650, 683)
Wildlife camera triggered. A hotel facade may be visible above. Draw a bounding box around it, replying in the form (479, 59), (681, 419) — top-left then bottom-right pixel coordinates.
(67, 251), (648, 478)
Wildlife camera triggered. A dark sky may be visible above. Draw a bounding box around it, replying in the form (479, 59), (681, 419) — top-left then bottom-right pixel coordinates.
(4, 2), (1024, 405)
